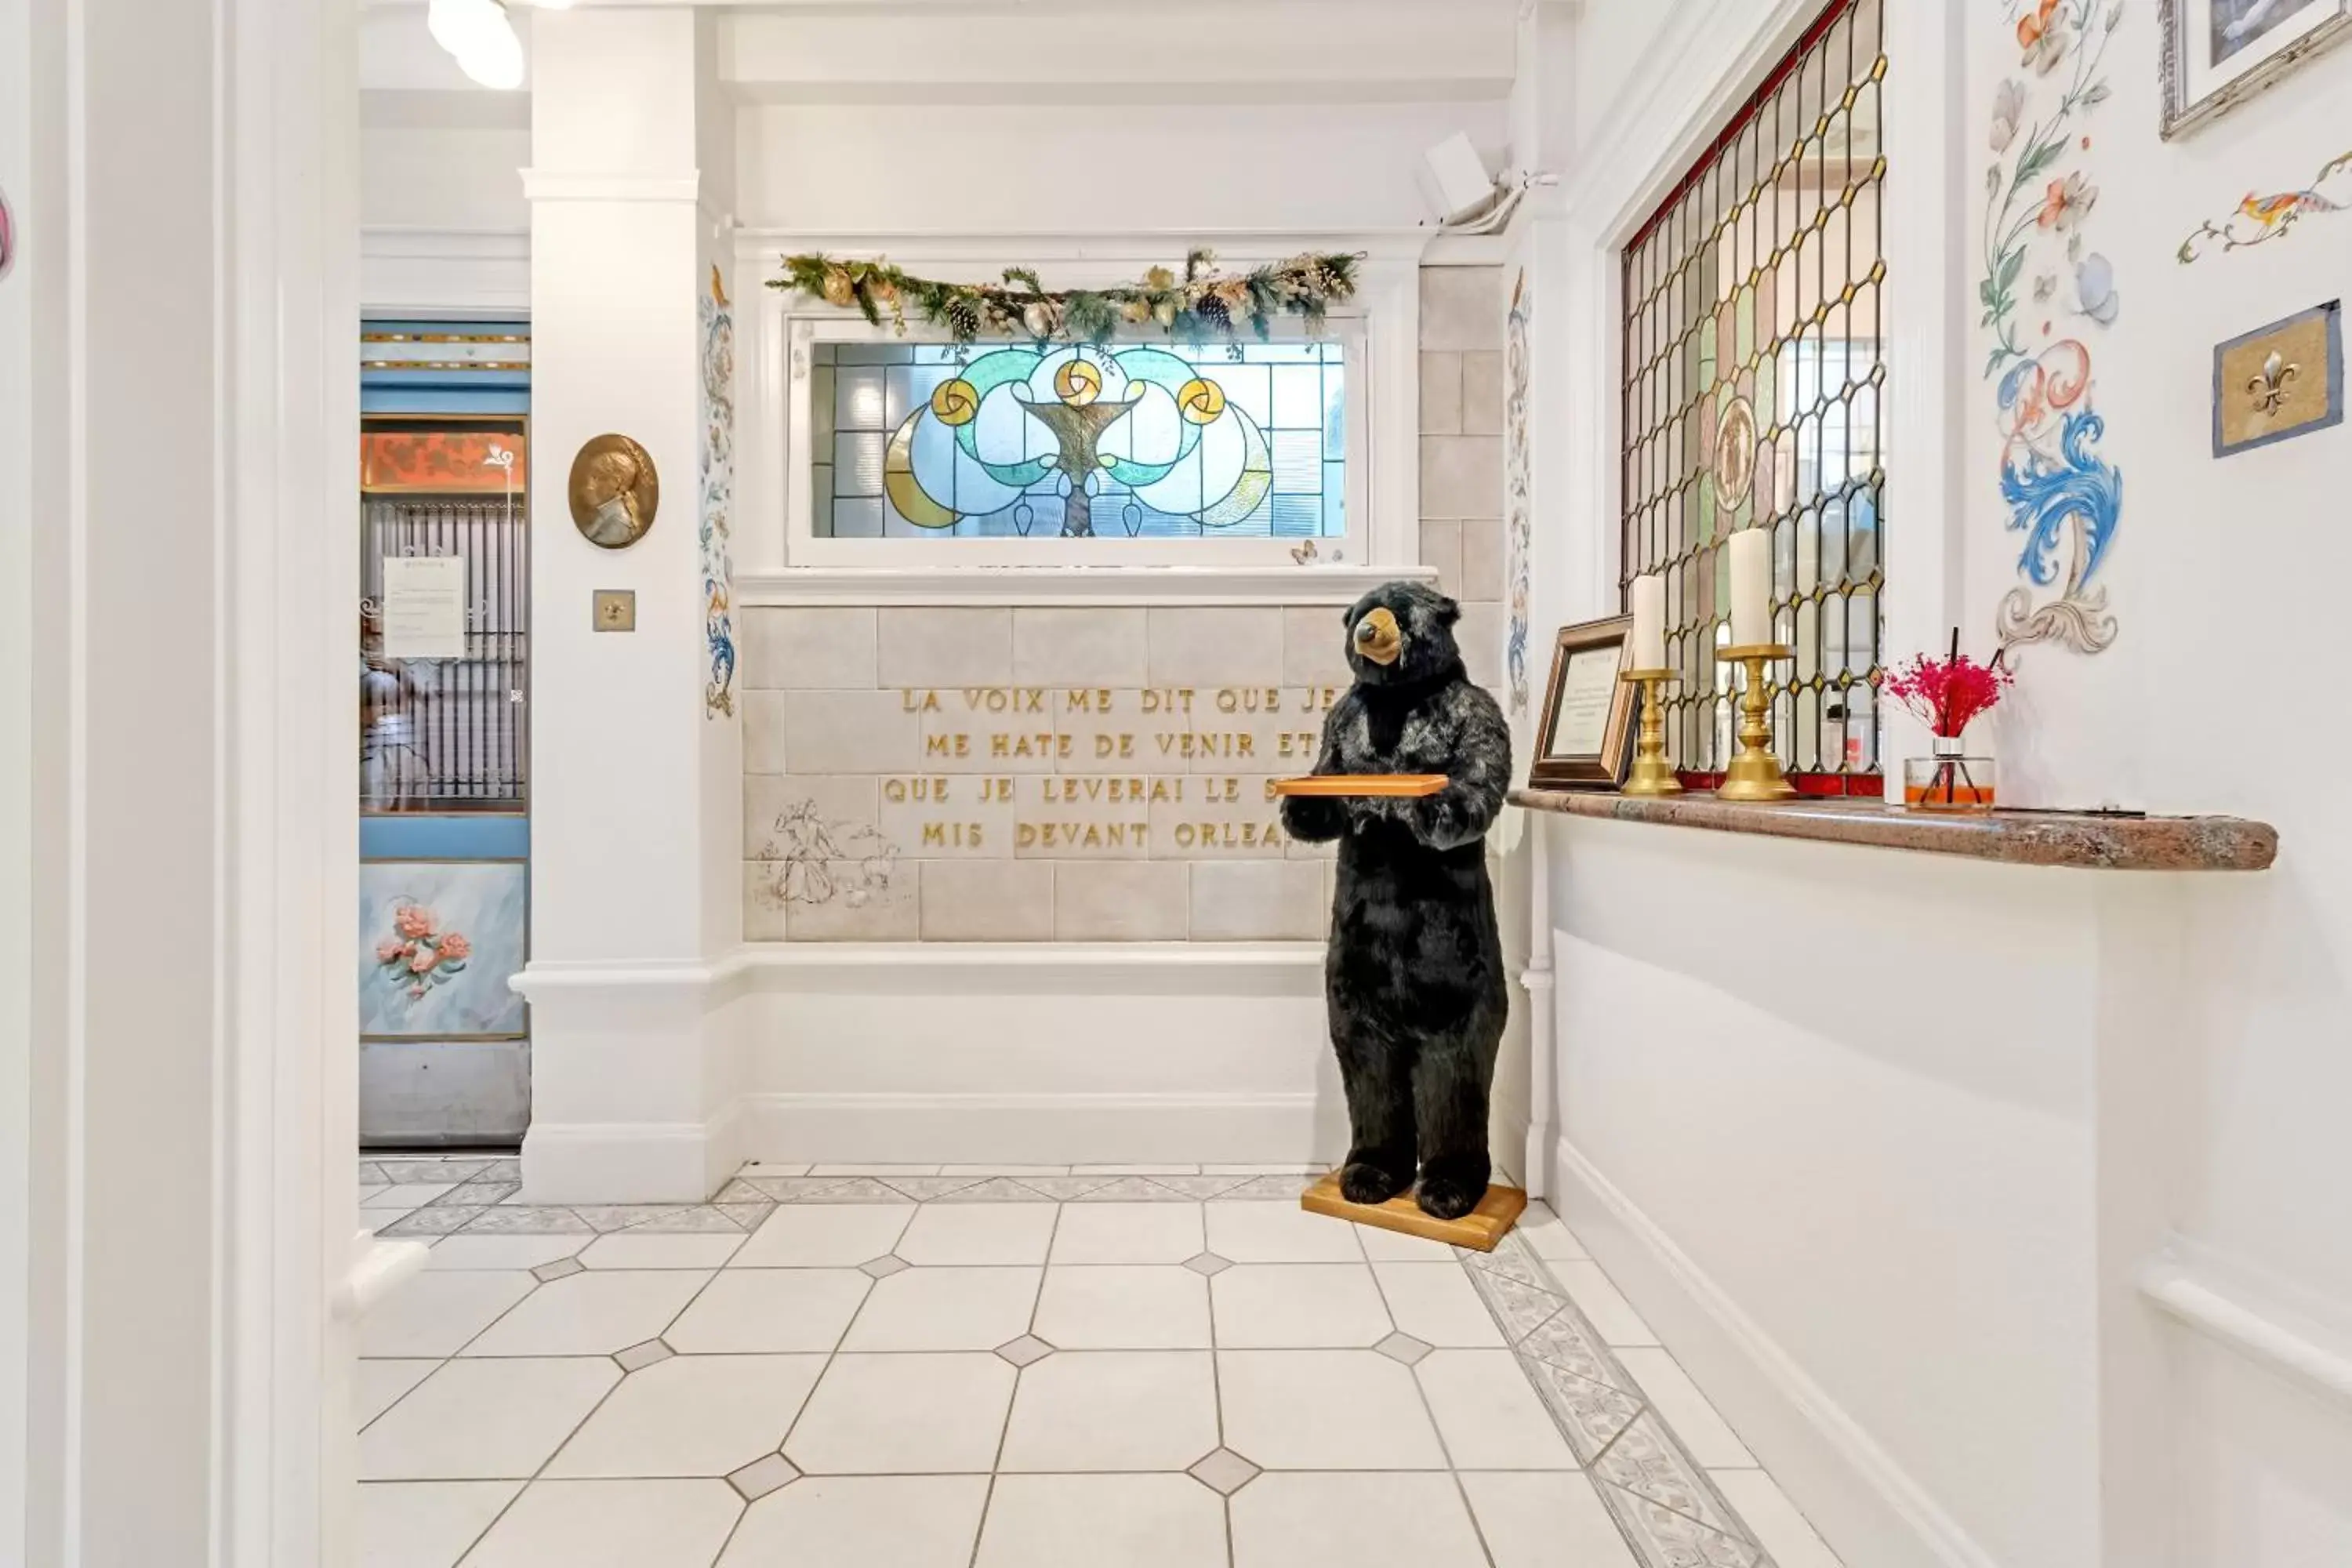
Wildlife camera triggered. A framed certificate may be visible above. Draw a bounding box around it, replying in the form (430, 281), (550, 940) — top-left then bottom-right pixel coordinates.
(1528, 616), (1638, 790)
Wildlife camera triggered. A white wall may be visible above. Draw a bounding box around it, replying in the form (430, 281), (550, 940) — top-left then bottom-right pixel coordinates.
(734, 100), (1508, 234)
(1528, 2), (2352, 1566)
(2065, 26), (2352, 1568)
(361, 124), (528, 233)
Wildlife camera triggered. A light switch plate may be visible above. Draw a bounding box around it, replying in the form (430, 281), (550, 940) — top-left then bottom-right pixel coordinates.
(593, 589), (636, 632)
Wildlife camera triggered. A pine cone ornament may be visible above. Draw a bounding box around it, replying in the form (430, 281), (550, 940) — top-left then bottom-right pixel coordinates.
(944, 295), (982, 340)
(1194, 292), (1232, 334)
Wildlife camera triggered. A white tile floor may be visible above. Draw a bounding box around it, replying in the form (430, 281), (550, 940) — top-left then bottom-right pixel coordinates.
(358, 1156), (1846, 1568)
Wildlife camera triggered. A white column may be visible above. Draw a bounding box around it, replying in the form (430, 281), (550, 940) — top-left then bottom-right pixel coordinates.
(517, 9), (743, 1203)
(10, 0), (358, 1560)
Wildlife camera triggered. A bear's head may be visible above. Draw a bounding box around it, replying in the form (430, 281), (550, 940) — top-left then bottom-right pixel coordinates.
(1341, 580), (1465, 689)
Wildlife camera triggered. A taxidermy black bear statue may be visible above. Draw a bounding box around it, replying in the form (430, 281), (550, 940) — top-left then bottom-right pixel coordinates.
(1280, 580), (1512, 1221)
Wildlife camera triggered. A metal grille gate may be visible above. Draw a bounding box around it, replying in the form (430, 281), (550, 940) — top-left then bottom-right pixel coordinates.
(360, 490), (531, 811)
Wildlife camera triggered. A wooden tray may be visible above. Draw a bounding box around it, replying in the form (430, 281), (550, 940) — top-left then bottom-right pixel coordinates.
(1299, 1173), (1527, 1252)
(1273, 774), (1448, 799)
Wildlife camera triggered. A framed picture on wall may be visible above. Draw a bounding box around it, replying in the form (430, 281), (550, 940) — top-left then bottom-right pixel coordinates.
(1528, 616), (1638, 790)
(2162, 0), (2352, 138)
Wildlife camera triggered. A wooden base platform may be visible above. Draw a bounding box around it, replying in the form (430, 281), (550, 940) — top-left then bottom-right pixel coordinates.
(1299, 1173), (1527, 1253)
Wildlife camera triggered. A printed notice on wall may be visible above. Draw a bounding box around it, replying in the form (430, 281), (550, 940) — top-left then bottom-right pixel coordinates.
(379, 555), (469, 659)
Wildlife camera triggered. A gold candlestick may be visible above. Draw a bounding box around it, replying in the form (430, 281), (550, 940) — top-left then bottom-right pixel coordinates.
(1716, 642), (1795, 803)
(1619, 668), (1682, 797)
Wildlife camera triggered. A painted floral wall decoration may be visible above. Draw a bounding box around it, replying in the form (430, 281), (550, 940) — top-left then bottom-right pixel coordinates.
(700, 274), (739, 718)
(357, 860), (527, 1037)
(2179, 148), (2352, 261)
(1502, 267), (1534, 721)
(1983, 0), (2125, 657)
(374, 902), (472, 1002)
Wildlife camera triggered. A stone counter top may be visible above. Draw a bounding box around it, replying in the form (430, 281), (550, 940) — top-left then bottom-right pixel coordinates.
(1508, 788), (2278, 873)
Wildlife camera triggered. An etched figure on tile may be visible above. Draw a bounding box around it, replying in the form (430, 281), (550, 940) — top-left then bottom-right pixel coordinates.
(1280, 581), (1512, 1221)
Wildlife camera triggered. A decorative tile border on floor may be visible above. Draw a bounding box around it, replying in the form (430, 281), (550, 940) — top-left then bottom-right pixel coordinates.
(1457, 1230), (1778, 1568)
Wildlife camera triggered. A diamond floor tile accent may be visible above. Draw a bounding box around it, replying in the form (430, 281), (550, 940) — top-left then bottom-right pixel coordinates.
(546, 1353), (826, 1481)
(615, 1338), (674, 1373)
(460, 1269), (710, 1358)
(726, 1452), (800, 1504)
(1186, 1446), (1262, 1496)
(358, 1159), (1846, 1568)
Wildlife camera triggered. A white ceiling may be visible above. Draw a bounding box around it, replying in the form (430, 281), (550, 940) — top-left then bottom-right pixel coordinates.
(361, 0), (1523, 113)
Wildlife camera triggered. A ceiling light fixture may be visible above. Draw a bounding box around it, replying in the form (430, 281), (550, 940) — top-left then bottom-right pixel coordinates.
(427, 0), (525, 91)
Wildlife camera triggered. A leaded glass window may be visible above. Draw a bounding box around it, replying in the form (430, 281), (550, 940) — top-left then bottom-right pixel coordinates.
(1621, 0), (1886, 783)
(809, 339), (1346, 539)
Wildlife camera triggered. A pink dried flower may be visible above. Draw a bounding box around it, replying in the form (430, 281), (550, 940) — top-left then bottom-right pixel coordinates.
(408, 947), (440, 975)
(394, 904), (436, 940)
(1883, 650), (2014, 739)
(375, 938), (405, 964)
(437, 931), (471, 962)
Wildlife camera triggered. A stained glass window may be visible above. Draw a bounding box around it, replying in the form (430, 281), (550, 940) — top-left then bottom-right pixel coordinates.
(809, 339), (1347, 539)
(1621, 0), (1886, 783)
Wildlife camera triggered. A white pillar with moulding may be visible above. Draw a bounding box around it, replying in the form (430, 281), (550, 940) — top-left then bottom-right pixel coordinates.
(514, 6), (746, 1203)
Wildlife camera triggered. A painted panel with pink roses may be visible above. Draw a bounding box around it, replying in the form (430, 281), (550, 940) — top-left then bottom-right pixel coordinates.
(358, 861), (528, 1038)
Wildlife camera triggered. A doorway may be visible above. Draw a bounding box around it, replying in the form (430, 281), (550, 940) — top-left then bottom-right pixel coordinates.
(358, 322), (532, 1148)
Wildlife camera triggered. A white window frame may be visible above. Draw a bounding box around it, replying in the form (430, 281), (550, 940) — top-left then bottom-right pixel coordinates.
(735, 236), (1425, 578)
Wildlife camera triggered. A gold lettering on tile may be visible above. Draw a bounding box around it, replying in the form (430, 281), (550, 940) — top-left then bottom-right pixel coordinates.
(903, 690), (942, 713)
(1094, 733), (1137, 760)
(960, 687), (1048, 714)
(926, 733), (969, 759)
(1139, 689), (1198, 714)
(990, 731), (1071, 762)
(1015, 822), (1150, 851)
(883, 776), (953, 804)
(978, 777), (1017, 802)
(1037, 777), (1181, 805)
(1215, 688), (1284, 713)
(922, 822), (987, 849)
(1156, 732), (1255, 761)
(1173, 821), (1287, 851)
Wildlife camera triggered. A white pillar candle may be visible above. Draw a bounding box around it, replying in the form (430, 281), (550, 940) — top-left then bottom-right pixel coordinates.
(1630, 574), (1666, 670)
(1726, 528), (1772, 648)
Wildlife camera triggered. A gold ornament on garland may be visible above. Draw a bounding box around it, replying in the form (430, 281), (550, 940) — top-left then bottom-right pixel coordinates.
(771, 247), (1363, 346)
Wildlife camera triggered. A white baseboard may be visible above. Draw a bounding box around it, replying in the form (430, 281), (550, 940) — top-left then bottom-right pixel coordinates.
(2140, 1240), (2352, 1414)
(1552, 1136), (1997, 1568)
(522, 1120), (727, 1205)
(742, 1091), (1341, 1167)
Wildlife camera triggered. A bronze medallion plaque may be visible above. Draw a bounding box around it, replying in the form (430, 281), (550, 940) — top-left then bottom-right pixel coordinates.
(568, 433), (660, 550)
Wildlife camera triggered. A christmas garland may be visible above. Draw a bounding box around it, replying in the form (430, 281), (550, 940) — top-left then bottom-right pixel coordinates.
(770, 248), (1361, 345)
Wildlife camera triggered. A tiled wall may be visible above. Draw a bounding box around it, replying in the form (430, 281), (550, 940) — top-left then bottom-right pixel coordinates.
(1418, 266), (1505, 691)
(738, 266), (1504, 944)
(739, 606), (1352, 942)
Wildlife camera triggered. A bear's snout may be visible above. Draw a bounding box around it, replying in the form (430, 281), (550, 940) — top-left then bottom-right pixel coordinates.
(1353, 607), (1403, 666)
